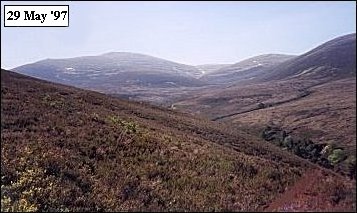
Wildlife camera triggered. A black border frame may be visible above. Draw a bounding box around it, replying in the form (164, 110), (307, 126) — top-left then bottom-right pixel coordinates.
(4, 5), (70, 27)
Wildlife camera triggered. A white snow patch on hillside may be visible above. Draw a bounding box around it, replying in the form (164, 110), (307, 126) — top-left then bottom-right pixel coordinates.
(63, 67), (78, 74)
(196, 67), (205, 74)
(293, 67), (315, 77)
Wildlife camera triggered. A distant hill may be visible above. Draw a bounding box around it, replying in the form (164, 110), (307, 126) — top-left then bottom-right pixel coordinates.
(12, 52), (205, 89)
(201, 54), (295, 84)
(201, 34), (356, 85)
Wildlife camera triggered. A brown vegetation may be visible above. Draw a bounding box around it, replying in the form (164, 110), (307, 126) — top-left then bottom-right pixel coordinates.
(1, 70), (355, 211)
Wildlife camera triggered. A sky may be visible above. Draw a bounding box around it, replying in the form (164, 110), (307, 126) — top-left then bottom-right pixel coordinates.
(1, 1), (356, 69)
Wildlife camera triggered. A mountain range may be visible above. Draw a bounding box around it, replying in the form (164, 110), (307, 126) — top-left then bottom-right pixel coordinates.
(3, 33), (356, 211)
(11, 33), (356, 147)
(12, 34), (356, 101)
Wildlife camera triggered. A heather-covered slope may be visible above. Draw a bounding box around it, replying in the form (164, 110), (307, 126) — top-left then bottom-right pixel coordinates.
(1, 70), (354, 211)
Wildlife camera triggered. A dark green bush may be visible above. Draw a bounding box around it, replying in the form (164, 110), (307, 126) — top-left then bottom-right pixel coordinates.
(328, 149), (346, 165)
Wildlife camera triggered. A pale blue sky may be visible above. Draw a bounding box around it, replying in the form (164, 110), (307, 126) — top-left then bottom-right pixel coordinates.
(1, 1), (356, 69)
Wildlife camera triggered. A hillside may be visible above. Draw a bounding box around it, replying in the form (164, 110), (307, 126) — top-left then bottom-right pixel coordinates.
(199, 34), (355, 86)
(173, 34), (356, 170)
(253, 33), (356, 82)
(173, 78), (356, 143)
(200, 54), (295, 84)
(1, 70), (355, 211)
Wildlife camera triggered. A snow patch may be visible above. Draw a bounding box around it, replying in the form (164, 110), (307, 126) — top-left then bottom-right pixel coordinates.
(196, 67), (205, 74)
(63, 67), (78, 74)
(165, 82), (177, 85)
(87, 73), (100, 77)
(293, 67), (315, 77)
(252, 60), (262, 66)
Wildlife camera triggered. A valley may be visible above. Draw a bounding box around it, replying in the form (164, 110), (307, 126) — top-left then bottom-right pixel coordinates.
(3, 33), (356, 211)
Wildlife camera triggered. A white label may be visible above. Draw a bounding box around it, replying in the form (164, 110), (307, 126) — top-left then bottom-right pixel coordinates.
(4, 5), (69, 27)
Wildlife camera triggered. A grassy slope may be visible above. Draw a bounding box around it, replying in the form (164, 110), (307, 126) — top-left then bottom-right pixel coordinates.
(1, 70), (354, 211)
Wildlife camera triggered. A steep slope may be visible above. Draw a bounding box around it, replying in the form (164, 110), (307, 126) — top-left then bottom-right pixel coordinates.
(12, 52), (206, 103)
(201, 54), (295, 84)
(255, 33), (356, 82)
(1, 70), (354, 211)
